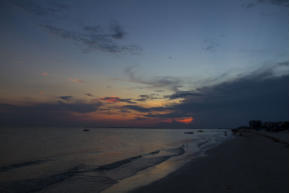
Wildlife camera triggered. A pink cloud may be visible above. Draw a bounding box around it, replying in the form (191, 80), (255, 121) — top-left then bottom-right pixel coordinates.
(100, 96), (120, 103)
(41, 72), (48, 76)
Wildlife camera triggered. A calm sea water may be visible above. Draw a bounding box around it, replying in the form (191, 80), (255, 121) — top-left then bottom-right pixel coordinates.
(0, 128), (231, 193)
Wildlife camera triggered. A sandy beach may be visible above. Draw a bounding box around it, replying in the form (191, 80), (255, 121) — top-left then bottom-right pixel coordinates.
(130, 131), (289, 193)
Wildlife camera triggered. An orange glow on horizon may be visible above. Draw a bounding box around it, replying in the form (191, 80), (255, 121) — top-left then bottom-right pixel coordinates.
(72, 110), (194, 126)
(175, 117), (193, 124)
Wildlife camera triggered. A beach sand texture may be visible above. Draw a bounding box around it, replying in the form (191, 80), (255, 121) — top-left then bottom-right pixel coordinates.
(130, 131), (289, 193)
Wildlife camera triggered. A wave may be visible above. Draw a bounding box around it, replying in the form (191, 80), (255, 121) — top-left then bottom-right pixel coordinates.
(95, 145), (185, 172)
(163, 145), (185, 156)
(197, 140), (209, 148)
(97, 155), (142, 171)
(0, 165), (81, 193)
(0, 160), (50, 173)
(0, 146), (186, 193)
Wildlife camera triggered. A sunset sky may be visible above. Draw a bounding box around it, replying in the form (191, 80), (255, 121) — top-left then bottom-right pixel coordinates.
(0, 0), (288, 128)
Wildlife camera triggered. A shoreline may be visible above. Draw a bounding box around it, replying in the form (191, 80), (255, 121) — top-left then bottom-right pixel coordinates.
(129, 131), (289, 193)
(101, 131), (229, 193)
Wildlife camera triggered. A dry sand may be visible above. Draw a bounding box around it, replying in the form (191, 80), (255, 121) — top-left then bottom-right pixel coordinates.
(130, 131), (289, 193)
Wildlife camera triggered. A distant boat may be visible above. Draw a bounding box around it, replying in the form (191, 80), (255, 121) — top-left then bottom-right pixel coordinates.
(184, 131), (194, 134)
(83, 128), (90, 132)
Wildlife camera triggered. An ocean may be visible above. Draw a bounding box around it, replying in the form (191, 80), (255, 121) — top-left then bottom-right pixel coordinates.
(0, 128), (231, 193)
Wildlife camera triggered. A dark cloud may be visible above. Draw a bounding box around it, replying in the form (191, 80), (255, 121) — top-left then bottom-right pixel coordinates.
(160, 62), (289, 128)
(136, 94), (160, 101)
(144, 111), (189, 119)
(58, 96), (73, 101)
(118, 99), (136, 104)
(125, 66), (183, 91)
(11, 0), (69, 16)
(203, 39), (219, 52)
(11, 1), (140, 54)
(155, 89), (165, 93)
(85, 93), (94, 97)
(277, 61), (289, 66)
(42, 22), (141, 54)
(244, 2), (257, 8)
(0, 101), (102, 127)
(264, 0), (288, 7)
(165, 91), (203, 100)
(101, 97), (136, 104)
(110, 22), (125, 39)
(243, 0), (289, 8)
(122, 105), (166, 113)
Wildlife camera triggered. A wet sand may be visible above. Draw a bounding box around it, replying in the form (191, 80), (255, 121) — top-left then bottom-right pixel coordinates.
(130, 131), (289, 193)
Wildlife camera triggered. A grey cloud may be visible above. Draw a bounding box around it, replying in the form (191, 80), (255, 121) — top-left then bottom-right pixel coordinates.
(118, 99), (136, 104)
(136, 94), (160, 101)
(85, 93), (94, 97)
(145, 111), (191, 119)
(244, 0), (289, 8)
(11, 0), (69, 16)
(122, 105), (166, 113)
(264, 0), (288, 7)
(245, 2), (257, 8)
(203, 39), (219, 52)
(157, 62), (289, 128)
(125, 66), (183, 91)
(246, 61), (288, 79)
(58, 96), (73, 101)
(155, 89), (165, 93)
(12, 1), (141, 54)
(101, 97), (136, 104)
(42, 22), (141, 54)
(277, 61), (289, 66)
(110, 22), (125, 39)
(165, 91), (203, 100)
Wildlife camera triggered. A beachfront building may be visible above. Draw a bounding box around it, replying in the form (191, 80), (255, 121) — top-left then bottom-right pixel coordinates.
(263, 121), (289, 132)
(249, 120), (262, 129)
